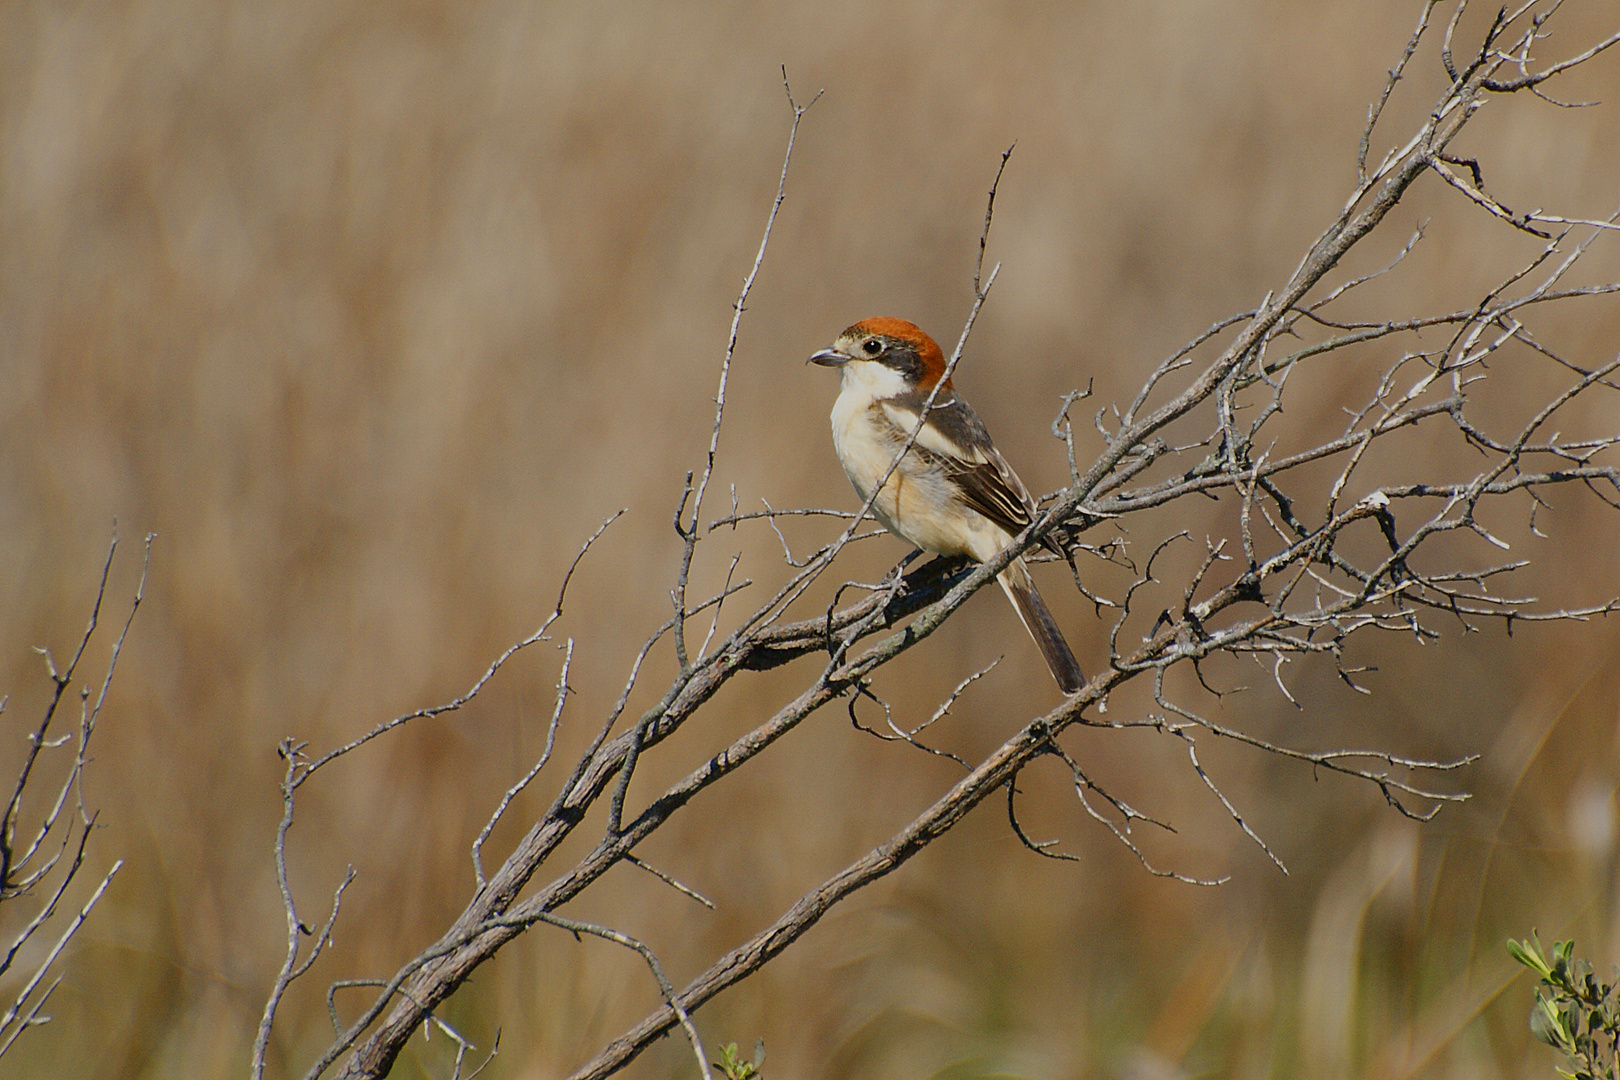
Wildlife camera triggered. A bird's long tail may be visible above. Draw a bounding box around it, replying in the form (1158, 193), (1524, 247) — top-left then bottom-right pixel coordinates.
(997, 558), (1085, 694)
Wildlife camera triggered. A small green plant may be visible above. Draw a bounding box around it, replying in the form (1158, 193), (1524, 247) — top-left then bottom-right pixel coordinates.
(1510, 934), (1620, 1080)
(712, 1040), (765, 1080)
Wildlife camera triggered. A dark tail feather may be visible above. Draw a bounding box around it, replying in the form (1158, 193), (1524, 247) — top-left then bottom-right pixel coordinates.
(997, 559), (1085, 694)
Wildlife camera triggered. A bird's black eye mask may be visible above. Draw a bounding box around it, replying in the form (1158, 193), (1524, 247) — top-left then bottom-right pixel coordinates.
(877, 344), (925, 382)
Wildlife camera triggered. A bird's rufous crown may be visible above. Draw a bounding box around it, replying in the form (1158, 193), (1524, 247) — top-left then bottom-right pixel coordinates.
(844, 317), (948, 388)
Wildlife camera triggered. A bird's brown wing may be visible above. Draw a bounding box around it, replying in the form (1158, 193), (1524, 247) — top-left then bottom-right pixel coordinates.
(883, 394), (1069, 557)
(882, 395), (1037, 536)
(916, 444), (1034, 538)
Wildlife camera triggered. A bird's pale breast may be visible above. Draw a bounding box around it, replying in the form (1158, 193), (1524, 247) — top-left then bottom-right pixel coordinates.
(829, 396), (1007, 560)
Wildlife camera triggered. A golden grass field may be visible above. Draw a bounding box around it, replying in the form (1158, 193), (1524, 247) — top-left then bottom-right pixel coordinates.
(3, 1), (1620, 1077)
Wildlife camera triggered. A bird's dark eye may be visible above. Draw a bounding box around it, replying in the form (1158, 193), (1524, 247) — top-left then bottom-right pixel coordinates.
(861, 338), (882, 356)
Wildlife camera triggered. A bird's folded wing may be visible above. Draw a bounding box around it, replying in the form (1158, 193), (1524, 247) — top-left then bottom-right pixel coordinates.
(880, 397), (1036, 540)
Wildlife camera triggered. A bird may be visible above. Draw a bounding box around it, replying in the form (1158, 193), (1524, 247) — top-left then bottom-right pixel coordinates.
(809, 317), (1085, 694)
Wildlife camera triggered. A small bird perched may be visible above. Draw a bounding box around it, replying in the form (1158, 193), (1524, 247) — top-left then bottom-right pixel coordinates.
(810, 317), (1085, 694)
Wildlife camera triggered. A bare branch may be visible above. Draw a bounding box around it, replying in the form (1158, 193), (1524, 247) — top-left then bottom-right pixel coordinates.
(538, 913), (714, 1080)
(295, 511), (623, 786)
(473, 639), (574, 891)
(0, 532), (149, 1055)
(0, 859), (121, 1056)
(673, 75), (822, 670)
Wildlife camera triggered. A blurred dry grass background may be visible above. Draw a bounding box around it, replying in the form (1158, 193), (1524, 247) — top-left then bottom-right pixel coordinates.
(2, 1), (1620, 1077)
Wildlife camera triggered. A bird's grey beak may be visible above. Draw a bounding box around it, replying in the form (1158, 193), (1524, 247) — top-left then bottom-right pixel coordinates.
(809, 348), (851, 367)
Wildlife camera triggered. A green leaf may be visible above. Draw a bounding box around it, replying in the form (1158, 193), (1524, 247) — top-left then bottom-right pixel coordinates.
(1511, 935), (1556, 979)
(1555, 940), (1576, 981)
(1533, 994), (1566, 1047)
(712, 1039), (763, 1080)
